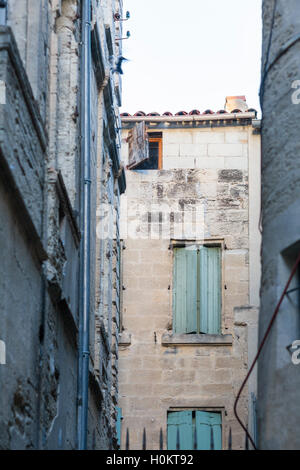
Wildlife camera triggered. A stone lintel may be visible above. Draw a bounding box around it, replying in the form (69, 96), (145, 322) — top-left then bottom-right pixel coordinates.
(161, 332), (233, 346)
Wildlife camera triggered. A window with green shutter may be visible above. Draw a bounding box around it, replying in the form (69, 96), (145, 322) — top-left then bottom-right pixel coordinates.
(173, 245), (221, 334)
(167, 410), (222, 450)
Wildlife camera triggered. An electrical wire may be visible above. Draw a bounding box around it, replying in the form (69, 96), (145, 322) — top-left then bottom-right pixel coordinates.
(259, 0), (278, 107)
(234, 250), (300, 450)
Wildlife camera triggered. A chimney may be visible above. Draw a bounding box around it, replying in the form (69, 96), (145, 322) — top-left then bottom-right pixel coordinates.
(225, 96), (248, 113)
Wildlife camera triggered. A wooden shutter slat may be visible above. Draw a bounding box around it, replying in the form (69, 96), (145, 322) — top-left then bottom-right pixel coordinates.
(127, 122), (149, 169)
(167, 411), (193, 450)
(196, 411), (222, 450)
(199, 246), (221, 334)
(173, 248), (186, 334)
(207, 247), (221, 334)
(199, 246), (208, 333)
(186, 248), (198, 333)
(173, 247), (197, 334)
(209, 411), (222, 450)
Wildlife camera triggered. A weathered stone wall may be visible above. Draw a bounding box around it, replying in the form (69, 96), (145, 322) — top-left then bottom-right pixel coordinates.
(7, 0), (51, 124)
(0, 24), (48, 449)
(259, 0), (300, 450)
(90, 0), (125, 448)
(119, 123), (260, 450)
(53, 0), (82, 208)
(0, 182), (43, 449)
(0, 0), (125, 450)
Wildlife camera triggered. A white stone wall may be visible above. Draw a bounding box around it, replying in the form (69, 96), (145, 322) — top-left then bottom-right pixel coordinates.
(162, 128), (249, 171)
(119, 121), (261, 450)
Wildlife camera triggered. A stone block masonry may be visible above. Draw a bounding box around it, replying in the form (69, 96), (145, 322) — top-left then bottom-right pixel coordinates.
(0, 0), (126, 450)
(119, 115), (261, 450)
(258, 0), (300, 450)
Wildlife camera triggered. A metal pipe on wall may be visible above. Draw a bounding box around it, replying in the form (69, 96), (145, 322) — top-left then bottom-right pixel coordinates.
(0, 1), (8, 25)
(77, 0), (92, 450)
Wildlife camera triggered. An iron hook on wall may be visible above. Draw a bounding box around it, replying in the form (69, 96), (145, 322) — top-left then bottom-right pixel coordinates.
(115, 31), (131, 42)
(114, 11), (130, 22)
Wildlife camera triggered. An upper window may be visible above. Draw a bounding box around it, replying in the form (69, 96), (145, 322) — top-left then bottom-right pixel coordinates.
(167, 410), (222, 450)
(173, 245), (221, 335)
(135, 134), (162, 170)
(127, 122), (162, 170)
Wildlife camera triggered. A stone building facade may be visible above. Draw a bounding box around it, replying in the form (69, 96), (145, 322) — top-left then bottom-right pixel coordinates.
(258, 0), (300, 450)
(0, 0), (125, 449)
(118, 100), (261, 450)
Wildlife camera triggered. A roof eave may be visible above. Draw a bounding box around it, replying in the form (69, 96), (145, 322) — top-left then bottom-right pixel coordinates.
(121, 112), (257, 123)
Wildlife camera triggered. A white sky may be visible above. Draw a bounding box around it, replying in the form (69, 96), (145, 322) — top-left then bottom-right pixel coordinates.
(120, 0), (262, 115)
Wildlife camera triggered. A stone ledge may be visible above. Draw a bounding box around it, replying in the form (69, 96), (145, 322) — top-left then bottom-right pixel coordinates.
(161, 332), (233, 346)
(119, 331), (132, 346)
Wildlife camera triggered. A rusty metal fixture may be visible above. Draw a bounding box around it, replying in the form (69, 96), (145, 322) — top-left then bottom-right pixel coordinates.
(115, 31), (131, 41)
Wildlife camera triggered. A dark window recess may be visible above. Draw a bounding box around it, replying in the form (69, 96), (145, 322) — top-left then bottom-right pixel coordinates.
(135, 141), (159, 169)
(133, 132), (162, 170)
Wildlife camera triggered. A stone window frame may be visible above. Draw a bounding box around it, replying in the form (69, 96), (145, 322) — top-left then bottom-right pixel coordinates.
(162, 238), (233, 346)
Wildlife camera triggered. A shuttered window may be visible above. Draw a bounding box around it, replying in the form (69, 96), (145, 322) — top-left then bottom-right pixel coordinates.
(173, 245), (221, 334)
(127, 122), (149, 169)
(167, 410), (222, 450)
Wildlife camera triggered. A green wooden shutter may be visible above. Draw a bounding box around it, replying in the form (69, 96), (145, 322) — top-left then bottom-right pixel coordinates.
(196, 411), (222, 450)
(116, 407), (122, 448)
(173, 248), (186, 334)
(167, 411), (193, 450)
(186, 247), (198, 333)
(199, 246), (221, 334)
(173, 247), (197, 334)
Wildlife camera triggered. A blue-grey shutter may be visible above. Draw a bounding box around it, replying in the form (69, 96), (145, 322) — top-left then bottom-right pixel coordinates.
(127, 121), (149, 169)
(186, 247), (198, 333)
(116, 407), (122, 448)
(173, 247), (197, 334)
(196, 411), (222, 450)
(167, 411), (193, 450)
(173, 248), (185, 334)
(199, 246), (221, 334)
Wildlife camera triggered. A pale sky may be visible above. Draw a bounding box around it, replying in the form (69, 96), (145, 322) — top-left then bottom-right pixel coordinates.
(120, 0), (262, 115)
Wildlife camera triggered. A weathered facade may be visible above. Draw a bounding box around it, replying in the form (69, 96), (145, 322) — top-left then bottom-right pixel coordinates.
(258, 0), (300, 450)
(0, 0), (125, 449)
(118, 100), (261, 450)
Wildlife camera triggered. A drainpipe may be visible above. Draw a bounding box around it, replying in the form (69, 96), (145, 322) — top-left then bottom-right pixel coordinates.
(78, 0), (92, 450)
(0, 1), (7, 25)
